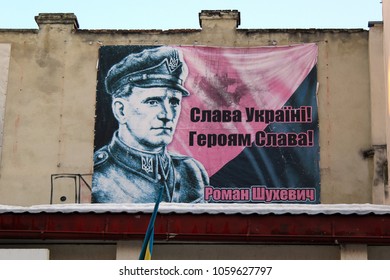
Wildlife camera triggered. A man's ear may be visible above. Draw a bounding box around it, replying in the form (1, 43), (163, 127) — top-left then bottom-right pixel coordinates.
(112, 98), (127, 124)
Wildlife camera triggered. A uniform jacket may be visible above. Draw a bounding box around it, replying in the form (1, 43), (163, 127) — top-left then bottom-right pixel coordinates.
(92, 132), (209, 203)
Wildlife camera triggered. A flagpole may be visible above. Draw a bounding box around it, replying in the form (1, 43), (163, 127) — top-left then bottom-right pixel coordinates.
(139, 185), (164, 260)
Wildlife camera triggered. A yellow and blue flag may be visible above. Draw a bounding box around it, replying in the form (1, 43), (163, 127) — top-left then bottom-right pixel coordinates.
(139, 186), (163, 260)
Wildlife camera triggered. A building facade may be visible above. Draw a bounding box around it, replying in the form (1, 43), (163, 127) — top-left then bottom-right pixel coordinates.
(0, 8), (389, 259)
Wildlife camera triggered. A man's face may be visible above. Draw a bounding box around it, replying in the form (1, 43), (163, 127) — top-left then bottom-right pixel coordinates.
(114, 87), (183, 152)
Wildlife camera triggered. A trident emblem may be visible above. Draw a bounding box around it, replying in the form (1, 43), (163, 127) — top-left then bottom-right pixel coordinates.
(167, 56), (180, 72)
(141, 156), (153, 173)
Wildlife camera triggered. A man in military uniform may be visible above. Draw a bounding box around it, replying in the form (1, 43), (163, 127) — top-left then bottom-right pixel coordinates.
(92, 46), (209, 203)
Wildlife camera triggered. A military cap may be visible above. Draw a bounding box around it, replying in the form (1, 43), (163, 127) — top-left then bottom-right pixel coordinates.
(105, 46), (190, 97)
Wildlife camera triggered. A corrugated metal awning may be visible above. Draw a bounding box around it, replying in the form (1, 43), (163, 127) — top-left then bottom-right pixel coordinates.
(2, 203), (390, 215)
(1, 203), (390, 244)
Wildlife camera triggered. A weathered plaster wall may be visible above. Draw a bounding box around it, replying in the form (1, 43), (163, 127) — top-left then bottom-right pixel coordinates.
(384, 0), (390, 205)
(0, 11), (372, 205)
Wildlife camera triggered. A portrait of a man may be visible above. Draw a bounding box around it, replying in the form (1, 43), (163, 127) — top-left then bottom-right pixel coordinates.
(92, 46), (209, 203)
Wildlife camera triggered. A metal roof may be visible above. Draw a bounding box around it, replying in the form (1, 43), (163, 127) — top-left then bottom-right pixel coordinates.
(2, 203), (390, 244)
(1, 203), (390, 215)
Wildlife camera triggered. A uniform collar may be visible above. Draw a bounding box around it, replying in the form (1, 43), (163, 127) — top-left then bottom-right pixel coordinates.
(108, 131), (171, 182)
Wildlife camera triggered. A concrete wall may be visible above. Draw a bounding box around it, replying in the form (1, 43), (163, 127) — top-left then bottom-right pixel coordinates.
(0, 11), (375, 206)
(2, 242), (390, 260)
(384, 0), (390, 205)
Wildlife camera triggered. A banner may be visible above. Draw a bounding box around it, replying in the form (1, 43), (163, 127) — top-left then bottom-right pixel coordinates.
(93, 44), (319, 204)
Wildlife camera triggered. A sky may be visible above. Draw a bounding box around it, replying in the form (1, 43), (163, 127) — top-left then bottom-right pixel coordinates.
(0, 0), (384, 30)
